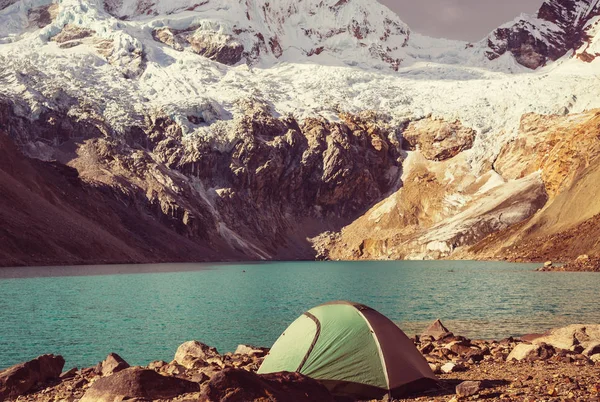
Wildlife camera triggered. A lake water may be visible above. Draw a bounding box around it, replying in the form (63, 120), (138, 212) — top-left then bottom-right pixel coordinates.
(1, 260), (599, 371)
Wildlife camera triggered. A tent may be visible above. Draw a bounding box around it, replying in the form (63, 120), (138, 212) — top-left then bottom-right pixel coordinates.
(258, 301), (437, 399)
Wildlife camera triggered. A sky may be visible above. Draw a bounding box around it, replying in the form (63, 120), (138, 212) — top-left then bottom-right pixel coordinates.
(379, 0), (545, 41)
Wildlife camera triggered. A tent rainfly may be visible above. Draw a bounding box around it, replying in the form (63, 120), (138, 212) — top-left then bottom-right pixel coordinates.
(258, 301), (438, 399)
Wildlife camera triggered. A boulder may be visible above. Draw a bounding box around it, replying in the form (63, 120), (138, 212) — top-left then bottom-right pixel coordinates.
(80, 367), (199, 402)
(199, 368), (335, 402)
(0, 354), (65, 400)
(507, 344), (540, 361)
(531, 325), (600, 350)
(174, 341), (220, 369)
(402, 118), (476, 161)
(456, 381), (482, 397)
(95, 353), (129, 376)
(422, 319), (451, 341)
(507, 343), (557, 361)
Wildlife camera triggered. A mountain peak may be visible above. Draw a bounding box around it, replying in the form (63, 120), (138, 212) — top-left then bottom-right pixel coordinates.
(485, 0), (600, 68)
(101, 0), (412, 70)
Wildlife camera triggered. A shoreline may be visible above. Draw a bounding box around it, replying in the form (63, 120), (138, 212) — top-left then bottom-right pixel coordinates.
(0, 256), (579, 270)
(3, 323), (599, 402)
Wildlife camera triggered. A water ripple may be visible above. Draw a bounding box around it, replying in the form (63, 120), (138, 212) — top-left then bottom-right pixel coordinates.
(0, 261), (599, 370)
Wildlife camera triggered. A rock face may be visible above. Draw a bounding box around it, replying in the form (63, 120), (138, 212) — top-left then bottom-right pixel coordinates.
(486, 0), (600, 68)
(459, 110), (600, 262)
(80, 367), (199, 402)
(402, 118), (476, 162)
(0, 131), (233, 267)
(199, 368), (335, 402)
(109, 0), (411, 70)
(153, 27), (244, 65)
(315, 126), (548, 261)
(0, 354), (65, 400)
(0, 98), (403, 265)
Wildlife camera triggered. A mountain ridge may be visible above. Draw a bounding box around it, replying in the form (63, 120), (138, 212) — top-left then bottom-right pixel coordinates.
(1, 0), (600, 265)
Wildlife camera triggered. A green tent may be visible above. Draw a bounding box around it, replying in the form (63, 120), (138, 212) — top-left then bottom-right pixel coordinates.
(258, 301), (437, 399)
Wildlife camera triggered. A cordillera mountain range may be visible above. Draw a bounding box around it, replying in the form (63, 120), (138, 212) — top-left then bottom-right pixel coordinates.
(1, 0), (600, 267)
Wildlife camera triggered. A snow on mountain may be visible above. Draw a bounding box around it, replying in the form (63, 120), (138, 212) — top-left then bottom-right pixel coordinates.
(0, 0), (598, 170)
(1, 0), (600, 263)
(485, 0), (600, 68)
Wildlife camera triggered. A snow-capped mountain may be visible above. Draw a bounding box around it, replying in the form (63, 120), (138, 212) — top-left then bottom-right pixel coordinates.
(1, 0), (600, 266)
(486, 0), (600, 68)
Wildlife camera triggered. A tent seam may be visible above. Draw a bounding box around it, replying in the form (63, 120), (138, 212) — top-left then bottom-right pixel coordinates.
(296, 312), (321, 373)
(356, 309), (391, 393)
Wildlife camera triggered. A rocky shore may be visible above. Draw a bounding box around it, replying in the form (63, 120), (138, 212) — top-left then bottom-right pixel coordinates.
(537, 256), (600, 272)
(2, 322), (600, 402)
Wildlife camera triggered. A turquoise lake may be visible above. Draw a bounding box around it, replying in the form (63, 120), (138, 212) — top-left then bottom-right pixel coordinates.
(1, 260), (599, 371)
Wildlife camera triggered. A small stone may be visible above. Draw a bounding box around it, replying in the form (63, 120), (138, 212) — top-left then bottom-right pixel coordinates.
(456, 380), (483, 397)
(60, 367), (78, 380)
(163, 362), (186, 376)
(441, 362), (465, 373)
(234, 344), (268, 357)
(466, 348), (485, 362)
(570, 345), (585, 354)
(147, 360), (167, 370)
(584, 343), (600, 357)
(419, 342), (435, 355)
(428, 363), (441, 374)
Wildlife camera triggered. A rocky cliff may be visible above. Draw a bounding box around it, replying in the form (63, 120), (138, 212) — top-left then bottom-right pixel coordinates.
(316, 110), (600, 261)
